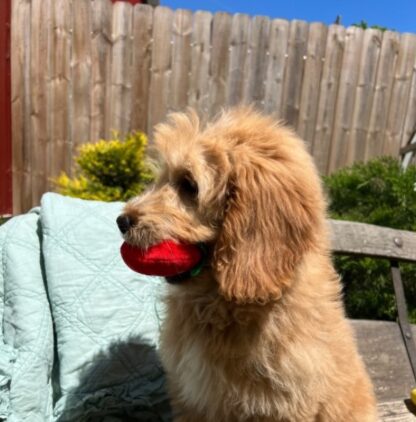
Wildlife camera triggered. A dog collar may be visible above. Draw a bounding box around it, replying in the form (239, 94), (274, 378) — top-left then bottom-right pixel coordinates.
(166, 243), (207, 284)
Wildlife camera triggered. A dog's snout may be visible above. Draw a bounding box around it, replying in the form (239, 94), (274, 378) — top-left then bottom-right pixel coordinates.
(116, 214), (135, 234)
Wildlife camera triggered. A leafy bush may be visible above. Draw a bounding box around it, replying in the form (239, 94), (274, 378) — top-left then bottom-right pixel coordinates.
(324, 157), (416, 322)
(55, 131), (153, 202)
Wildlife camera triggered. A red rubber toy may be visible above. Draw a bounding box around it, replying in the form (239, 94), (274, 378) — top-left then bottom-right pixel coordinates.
(120, 240), (203, 277)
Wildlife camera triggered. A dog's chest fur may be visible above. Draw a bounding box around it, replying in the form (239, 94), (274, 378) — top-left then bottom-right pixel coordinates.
(159, 293), (306, 420)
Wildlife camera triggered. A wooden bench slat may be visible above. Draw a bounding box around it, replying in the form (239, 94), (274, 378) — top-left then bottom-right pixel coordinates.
(329, 220), (416, 262)
(378, 399), (416, 421)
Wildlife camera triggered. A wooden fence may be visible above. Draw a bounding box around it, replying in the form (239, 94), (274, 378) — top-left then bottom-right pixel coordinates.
(11, 0), (416, 213)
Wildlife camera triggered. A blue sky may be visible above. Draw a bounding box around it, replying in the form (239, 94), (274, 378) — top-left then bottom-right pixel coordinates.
(162, 0), (416, 33)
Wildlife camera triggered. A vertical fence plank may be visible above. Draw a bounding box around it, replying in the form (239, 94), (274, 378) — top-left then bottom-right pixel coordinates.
(383, 34), (416, 156)
(170, 9), (192, 112)
(90, 0), (112, 141)
(72, 0), (92, 153)
(297, 22), (327, 148)
(148, 6), (173, 133)
(365, 31), (400, 160)
(131, 3), (153, 133)
(188, 11), (212, 117)
(109, 1), (133, 135)
(347, 29), (382, 164)
(264, 19), (289, 118)
(401, 43), (416, 150)
(312, 25), (345, 173)
(226, 13), (250, 107)
(243, 16), (270, 109)
(30, 0), (51, 205)
(21, 0), (32, 211)
(49, 0), (73, 180)
(328, 26), (364, 173)
(11, 0), (29, 213)
(209, 12), (232, 118)
(281, 20), (309, 128)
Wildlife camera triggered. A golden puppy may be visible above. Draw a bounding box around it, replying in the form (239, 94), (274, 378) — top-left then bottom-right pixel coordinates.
(120, 108), (377, 421)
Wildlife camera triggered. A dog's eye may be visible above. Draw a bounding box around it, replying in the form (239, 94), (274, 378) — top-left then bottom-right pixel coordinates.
(178, 176), (199, 199)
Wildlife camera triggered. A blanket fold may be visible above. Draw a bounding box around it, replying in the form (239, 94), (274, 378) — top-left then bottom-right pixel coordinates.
(0, 193), (171, 422)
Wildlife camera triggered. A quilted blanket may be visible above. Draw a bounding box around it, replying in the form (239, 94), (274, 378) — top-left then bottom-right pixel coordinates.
(0, 193), (171, 421)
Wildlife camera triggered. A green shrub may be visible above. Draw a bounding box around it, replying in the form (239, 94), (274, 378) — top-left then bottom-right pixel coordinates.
(55, 131), (153, 202)
(324, 157), (416, 322)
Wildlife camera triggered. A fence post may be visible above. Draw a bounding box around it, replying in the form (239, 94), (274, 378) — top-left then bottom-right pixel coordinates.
(0, 0), (12, 215)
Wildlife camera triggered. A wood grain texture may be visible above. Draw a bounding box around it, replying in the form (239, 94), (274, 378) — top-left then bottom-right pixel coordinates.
(312, 24), (345, 174)
(401, 38), (416, 151)
(330, 219), (416, 262)
(11, 0), (30, 213)
(90, 0), (112, 141)
(209, 12), (232, 118)
(243, 16), (270, 109)
(281, 20), (309, 128)
(72, 0), (92, 154)
(11, 4), (416, 211)
(297, 22), (327, 148)
(226, 13), (250, 107)
(347, 29), (382, 164)
(30, 0), (51, 206)
(148, 6), (173, 133)
(264, 18), (289, 118)
(188, 10), (212, 117)
(170, 9), (192, 112)
(383, 34), (416, 156)
(365, 31), (400, 161)
(131, 4), (153, 133)
(352, 320), (416, 404)
(20, 0), (32, 211)
(109, 1), (133, 135)
(49, 0), (72, 179)
(328, 26), (364, 173)
(377, 400), (416, 422)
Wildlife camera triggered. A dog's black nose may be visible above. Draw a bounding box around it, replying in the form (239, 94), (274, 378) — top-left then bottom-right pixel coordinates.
(117, 214), (134, 234)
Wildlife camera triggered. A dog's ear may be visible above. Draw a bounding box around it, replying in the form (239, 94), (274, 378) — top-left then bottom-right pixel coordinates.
(212, 157), (322, 304)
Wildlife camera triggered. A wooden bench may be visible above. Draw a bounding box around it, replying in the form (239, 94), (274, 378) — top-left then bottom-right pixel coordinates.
(330, 220), (416, 421)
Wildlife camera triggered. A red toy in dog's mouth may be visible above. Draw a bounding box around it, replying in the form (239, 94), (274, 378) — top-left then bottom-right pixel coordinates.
(120, 240), (204, 277)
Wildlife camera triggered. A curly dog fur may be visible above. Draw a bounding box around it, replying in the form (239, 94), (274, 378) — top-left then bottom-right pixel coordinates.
(121, 108), (377, 421)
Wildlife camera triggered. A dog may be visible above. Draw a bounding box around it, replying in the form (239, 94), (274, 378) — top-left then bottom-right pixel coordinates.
(119, 108), (377, 421)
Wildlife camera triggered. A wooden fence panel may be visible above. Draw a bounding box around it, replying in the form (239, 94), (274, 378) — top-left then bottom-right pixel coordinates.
(347, 28), (382, 164)
(188, 11), (212, 116)
(328, 26), (364, 172)
(90, 0), (112, 141)
(383, 34), (416, 156)
(209, 12), (232, 118)
(243, 16), (270, 109)
(401, 39), (416, 150)
(49, 0), (72, 180)
(312, 24), (346, 174)
(109, 2), (133, 135)
(10, 4), (416, 212)
(226, 13), (250, 107)
(131, 4), (153, 134)
(11, 0), (29, 213)
(30, 0), (51, 206)
(72, 0), (92, 153)
(263, 19), (289, 118)
(170, 9), (192, 112)
(297, 22), (327, 148)
(148, 6), (173, 132)
(281, 20), (309, 128)
(365, 31), (400, 160)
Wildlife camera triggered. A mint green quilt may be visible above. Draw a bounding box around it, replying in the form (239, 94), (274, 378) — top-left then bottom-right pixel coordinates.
(0, 193), (171, 421)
